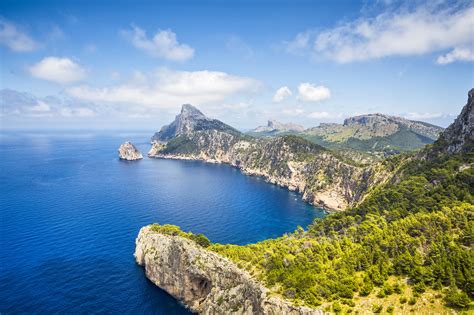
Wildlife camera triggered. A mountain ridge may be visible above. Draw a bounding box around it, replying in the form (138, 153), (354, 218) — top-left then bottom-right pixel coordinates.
(151, 104), (240, 142)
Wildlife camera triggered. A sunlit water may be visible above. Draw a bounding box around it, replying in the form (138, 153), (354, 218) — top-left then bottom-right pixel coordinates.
(0, 131), (324, 314)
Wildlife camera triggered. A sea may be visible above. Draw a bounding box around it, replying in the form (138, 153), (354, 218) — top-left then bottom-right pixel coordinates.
(0, 130), (324, 314)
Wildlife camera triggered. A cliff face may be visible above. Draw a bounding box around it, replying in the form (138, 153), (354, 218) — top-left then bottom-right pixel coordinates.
(118, 141), (143, 160)
(151, 104), (240, 142)
(435, 88), (474, 153)
(150, 131), (388, 211)
(135, 226), (322, 315)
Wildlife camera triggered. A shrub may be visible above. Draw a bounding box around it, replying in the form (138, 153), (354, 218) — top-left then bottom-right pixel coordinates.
(372, 304), (383, 313)
(444, 286), (470, 308)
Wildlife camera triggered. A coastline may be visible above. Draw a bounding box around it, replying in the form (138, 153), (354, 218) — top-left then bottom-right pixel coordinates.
(148, 153), (335, 213)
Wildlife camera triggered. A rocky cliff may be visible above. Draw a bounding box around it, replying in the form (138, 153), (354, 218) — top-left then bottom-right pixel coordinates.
(151, 104), (240, 142)
(150, 130), (389, 211)
(301, 113), (444, 155)
(434, 88), (473, 153)
(135, 225), (323, 315)
(118, 141), (143, 160)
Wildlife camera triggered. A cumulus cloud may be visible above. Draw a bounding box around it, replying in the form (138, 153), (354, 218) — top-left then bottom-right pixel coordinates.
(286, 3), (474, 63)
(436, 47), (474, 65)
(122, 25), (194, 61)
(0, 19), (37, 52)
(273, 86), (292, 102)
(297, 83), (331, 102)
(67, 69), (260, 108)
(29, 57), (86, 84)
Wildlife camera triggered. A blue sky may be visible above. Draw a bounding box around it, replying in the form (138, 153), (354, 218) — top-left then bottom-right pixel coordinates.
(1, 0), (473, 130)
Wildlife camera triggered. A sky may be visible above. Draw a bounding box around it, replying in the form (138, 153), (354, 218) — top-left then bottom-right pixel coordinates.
(1, 0), (473, 130)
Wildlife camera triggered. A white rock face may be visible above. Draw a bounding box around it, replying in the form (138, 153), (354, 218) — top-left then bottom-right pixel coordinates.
(135, 226), (324, 315)
(118, 141), (143, 160)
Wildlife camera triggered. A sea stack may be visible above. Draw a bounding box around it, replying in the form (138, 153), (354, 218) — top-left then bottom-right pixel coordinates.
(118, 141), (143, 160)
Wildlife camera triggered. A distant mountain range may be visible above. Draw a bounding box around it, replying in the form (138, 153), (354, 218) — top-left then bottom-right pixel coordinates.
(300, 113), (444, 155)
(248, 120), (305, 136)
(248, 113), (444, 156)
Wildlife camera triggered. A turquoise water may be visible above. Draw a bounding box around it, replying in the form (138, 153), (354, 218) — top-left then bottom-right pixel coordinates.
(0, 131), (324, 314)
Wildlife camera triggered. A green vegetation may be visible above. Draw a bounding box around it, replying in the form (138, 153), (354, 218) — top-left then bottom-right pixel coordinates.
(150, 224), (211, 247)
(210, 148), (473, 312)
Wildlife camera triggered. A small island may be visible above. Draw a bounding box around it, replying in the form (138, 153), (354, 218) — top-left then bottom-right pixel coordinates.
(118, 141), (143, 161)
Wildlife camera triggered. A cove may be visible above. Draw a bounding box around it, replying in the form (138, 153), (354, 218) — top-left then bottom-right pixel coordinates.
(0, 131), (325, 314)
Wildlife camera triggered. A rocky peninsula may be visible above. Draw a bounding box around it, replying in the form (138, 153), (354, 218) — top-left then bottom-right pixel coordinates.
(118, 141), (143, 160)
(135, 225), (323, 315)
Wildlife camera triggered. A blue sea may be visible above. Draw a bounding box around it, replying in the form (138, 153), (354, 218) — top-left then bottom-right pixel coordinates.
(0, 131), (324, 314)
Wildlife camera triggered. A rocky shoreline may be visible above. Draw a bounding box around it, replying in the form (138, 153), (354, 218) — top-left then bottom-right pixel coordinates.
(148, 148), (386, 212)
(135, 225), (324, 315)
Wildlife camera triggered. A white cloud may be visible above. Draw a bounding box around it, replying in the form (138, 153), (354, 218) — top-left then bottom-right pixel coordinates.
(122, 25), (194, 61)
(0, 19), (37, 52)
(404, 112), (444, 120)
(436, 47), (474, 65)
(30, 101), (51, 112)
(67, 69), (260, 108)
(297, 83), (331, 102)
(29, 57), (86, 84)
(281, 108), (304, 116)
(273, 86), (292, 102)
(286, 4), (474, 63)
(308, 111), (331, 119)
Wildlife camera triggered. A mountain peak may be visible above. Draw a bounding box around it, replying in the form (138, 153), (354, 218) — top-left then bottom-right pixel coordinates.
(435, 88), (474, 153)
(152, 104), (240, 142)
(181, 104), (204, 116)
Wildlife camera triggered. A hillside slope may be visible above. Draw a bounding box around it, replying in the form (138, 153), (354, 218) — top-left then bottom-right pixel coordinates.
(212, 89), (474, 313)
(149, 106), (390, 211)
(300, 114), (443, 156)
(140, 89), (473, 314)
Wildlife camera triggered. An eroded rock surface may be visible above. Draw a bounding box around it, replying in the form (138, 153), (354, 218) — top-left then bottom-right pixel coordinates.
(118, 141), (143, 160)
(135, 226), (323, 315)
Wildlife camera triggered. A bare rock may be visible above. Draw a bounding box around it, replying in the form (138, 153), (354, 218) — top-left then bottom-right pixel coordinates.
(118, 141), (143, 160)
(135, 226), (323, 315)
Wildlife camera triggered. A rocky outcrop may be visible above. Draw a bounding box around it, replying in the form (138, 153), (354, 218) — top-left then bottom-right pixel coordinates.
(152, 104), (240, 142)
(118, 141), (143, 160)
(435, 88), (474, 153)
(301, 113), (444, 155)
(250, 120), (305, 135)
(342, 113), (443, 140)
(149, 130), (389, 211)
(135, 226), (323, 315)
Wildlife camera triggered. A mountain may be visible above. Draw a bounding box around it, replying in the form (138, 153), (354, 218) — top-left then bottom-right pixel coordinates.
(433, 88), (473, 154)
(248, 120), (305, 137)
(139, 89), (473, 314)
(301, 113), (444, 155)
(151, 104), (240, 142)
(149, 105), (390, 211)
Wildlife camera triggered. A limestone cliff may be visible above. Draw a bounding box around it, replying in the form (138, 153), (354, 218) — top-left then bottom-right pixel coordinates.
(149, 131), (389, 211)
(118, 141), (143, 160)
(151, 104), (240, 142)
(434, 88), (473, 153)
(135, 225), (323, 315)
